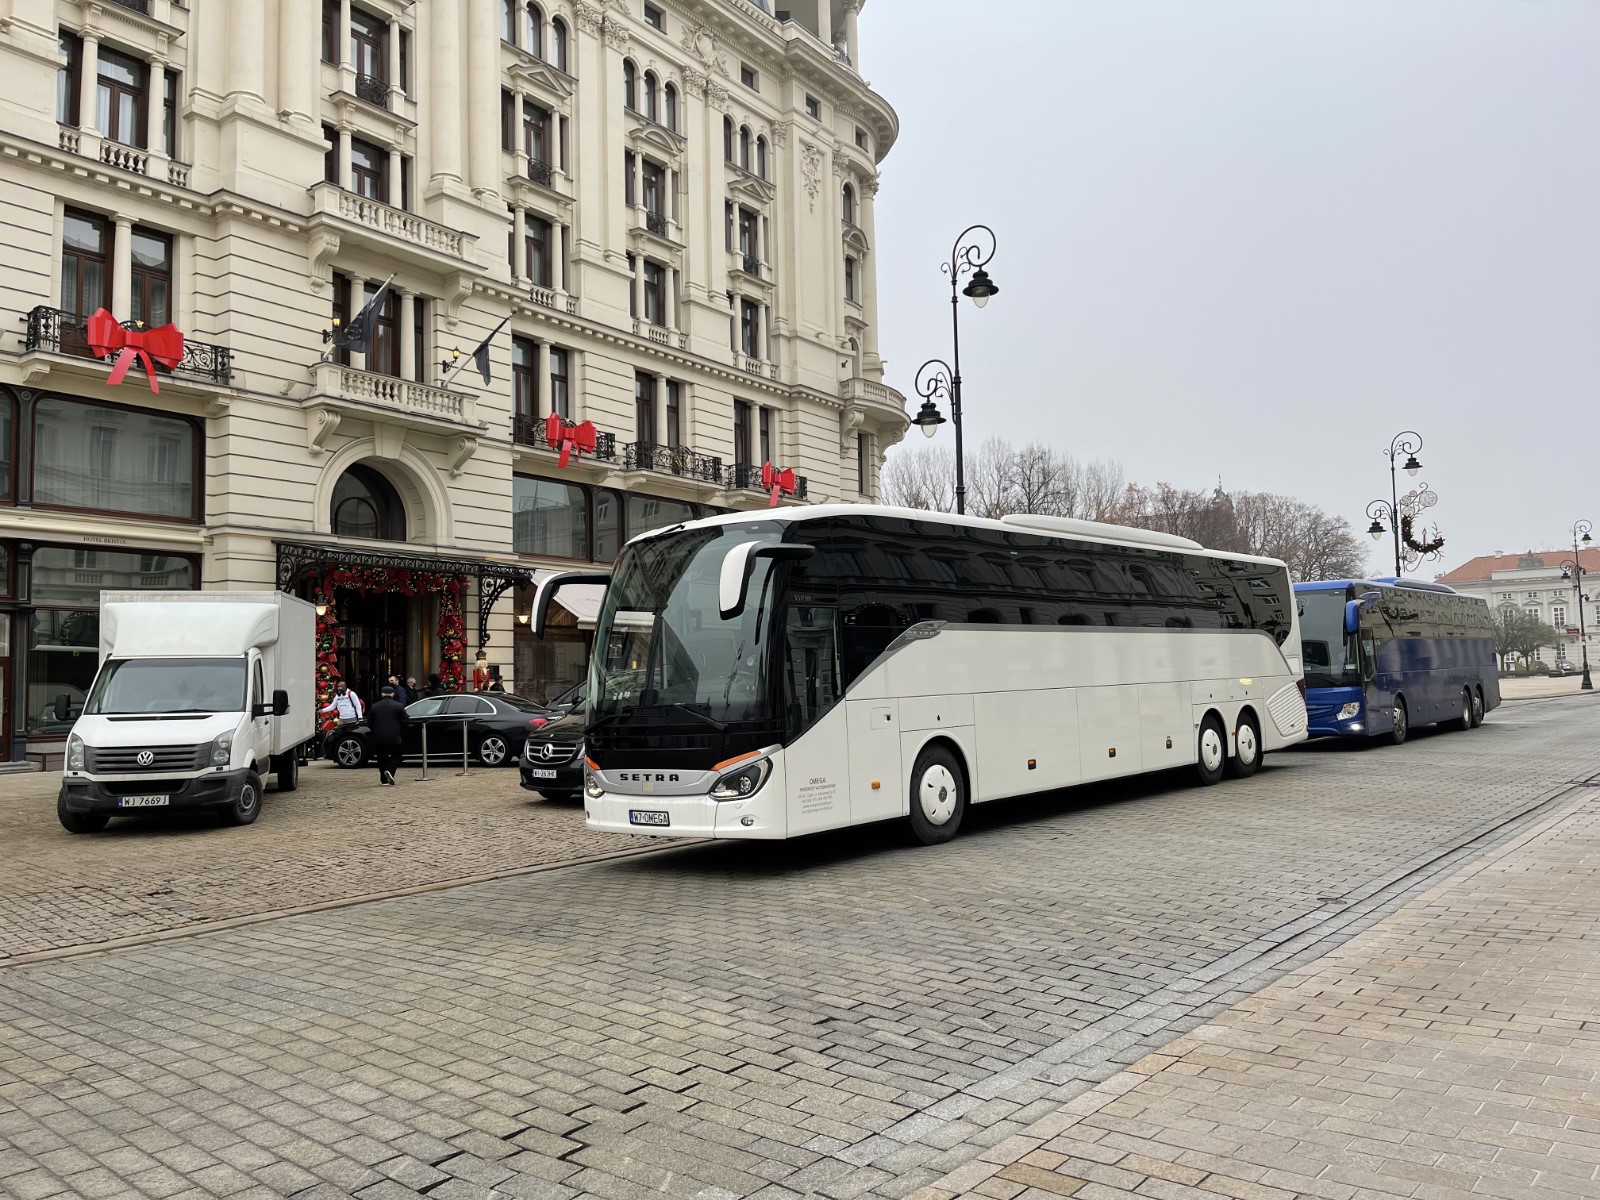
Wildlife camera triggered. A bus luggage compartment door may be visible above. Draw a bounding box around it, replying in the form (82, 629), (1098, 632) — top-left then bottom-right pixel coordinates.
(847, 701), (901, 825)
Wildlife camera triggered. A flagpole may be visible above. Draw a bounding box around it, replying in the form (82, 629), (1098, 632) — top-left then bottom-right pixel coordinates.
(440, 315), (510, 389)
(321, 274), (396, 366)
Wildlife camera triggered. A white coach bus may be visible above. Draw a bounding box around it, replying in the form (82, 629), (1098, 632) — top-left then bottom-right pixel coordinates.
(541, 505), (1307, 846)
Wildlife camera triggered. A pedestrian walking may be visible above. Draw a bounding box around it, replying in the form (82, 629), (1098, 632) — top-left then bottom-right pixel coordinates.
(368, 685), (409, 786)
(388, 674), (410, 706)
(320, 679), (364, 723)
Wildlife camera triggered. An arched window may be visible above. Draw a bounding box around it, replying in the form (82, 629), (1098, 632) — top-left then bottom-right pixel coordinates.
(663, 83), (678, 131)
(548, 17), (568, 70)
(332, 464), (406, 541)
(500, 0), (516, 43)
(623, 60), (637, 111)
(739, 125), (751, 170)
(526, 2), (543, 59)
(756, 136), (768, 179)
(842, 182), (856, 225)
(643, 70), (658, 122)
(723, 116), (734, 161)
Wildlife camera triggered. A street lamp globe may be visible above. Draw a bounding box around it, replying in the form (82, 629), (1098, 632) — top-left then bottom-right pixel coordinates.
(962, 268), (999, 309)
(1367, 519), (1386, 541)
(1584, 532), (1593, 546)
(1402, 454), (1422, 476)
(912, 399), (946, 438)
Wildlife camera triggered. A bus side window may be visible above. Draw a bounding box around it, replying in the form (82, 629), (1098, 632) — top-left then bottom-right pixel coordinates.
(785, 606), (842, 738)
(840, 600), (909, 687)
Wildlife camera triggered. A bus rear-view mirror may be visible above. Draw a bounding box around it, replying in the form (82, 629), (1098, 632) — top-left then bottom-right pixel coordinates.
(719, 543), (815, 621)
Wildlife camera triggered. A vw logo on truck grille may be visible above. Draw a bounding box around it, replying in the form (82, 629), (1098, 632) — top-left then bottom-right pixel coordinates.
(136, 750), (155, 767)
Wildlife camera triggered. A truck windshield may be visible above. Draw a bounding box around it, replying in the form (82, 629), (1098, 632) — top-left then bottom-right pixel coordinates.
(1297, 590), (1360, 689)
(590, 521), (783, 727)
(85, 658), (249, 715)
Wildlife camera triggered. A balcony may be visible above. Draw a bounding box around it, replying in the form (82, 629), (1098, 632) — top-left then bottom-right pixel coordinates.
(19, 306), (233, 389)
(307, 183), (478, 291)
(108, 0), (151, 10)
(354, 73), (390, 110)
(737, 354), (779, 381)
(727, 461), (809, 501)
(511, 413), (618, 463)
(622, 442), (723, 484)
(527, 158), (554, 187)
(645, 210), (669, 237)
(840, 377), (906, 410)
(740, 254), (763, 278)
(56, 126), (192, 187)
(307, 361), (481, 446)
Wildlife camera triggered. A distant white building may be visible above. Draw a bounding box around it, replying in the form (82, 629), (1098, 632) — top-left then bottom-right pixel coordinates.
(1437, 549), (1600, 669)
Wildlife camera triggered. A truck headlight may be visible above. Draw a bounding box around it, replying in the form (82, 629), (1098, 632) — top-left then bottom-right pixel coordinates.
(710, 758), (771, 801)
(66, 734), (85, 771)
(210, 732), (233, 768)
(1337, 702), (1361, 720)
(584, 769), (604, 800)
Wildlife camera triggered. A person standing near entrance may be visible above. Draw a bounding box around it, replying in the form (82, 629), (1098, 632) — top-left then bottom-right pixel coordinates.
(368, 684), (409, 786)
(425, 673), (446, 697)
(321, 679), (364, 723)
(388, 675), (410, 706)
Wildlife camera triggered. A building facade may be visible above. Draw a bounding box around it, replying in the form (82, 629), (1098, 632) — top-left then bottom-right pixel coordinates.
(0, 0), (904, 764)
(1437, 548), (1600, 669)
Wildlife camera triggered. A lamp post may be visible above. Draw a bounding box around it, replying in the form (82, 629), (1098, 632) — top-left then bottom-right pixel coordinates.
(1560, 519), (1593, 691)
(1363, 430), (1423, 576)
(910, 225), (998, 516)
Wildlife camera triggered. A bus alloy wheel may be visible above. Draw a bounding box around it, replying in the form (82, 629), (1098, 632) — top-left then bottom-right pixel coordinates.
(1195, 715), (1227, 786)
(909, 745), (966, 846)
(1387, 699), (1408, 746)
(1227, 715), (1261, 779)
(1470, 689), (1484, 727)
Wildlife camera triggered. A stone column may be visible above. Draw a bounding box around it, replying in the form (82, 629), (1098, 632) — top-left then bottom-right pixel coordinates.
(430, 0), (463, 183)
(632, 254), (643, 319)
(338, 0), (352, 68)
(388, 146), (403, 205)
(536, 340), (551, 415)
(667, 267), (678, 330)
(279, 0), (319, 121)
(862, 179), (881, 359)
(843, 0), (861, 70)
(338, 127), (353, 191)
(144, 59), (168, 163)
(78, 34), (99, 134)
(553, 225), (566, 293)
(111, 216), (133, 317)
(228, 0), (267, 100)
(511, 206), (526, 284)
(816, 0), (833, 49)
(400, 291), (416, 380)
(467, 0), (500, 194)
(388, 20), (404, 104)
(348, 273), (367, 371)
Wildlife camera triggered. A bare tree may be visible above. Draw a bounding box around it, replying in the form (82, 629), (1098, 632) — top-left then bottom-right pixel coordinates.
(1492, 605), (1559, 670)
(879, 444), (956, 512)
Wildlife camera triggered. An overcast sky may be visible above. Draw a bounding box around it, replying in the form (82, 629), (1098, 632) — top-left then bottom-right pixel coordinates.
(860, 0), (1600, 577)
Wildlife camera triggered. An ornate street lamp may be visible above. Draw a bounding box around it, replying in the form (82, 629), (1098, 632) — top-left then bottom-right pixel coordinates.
(1364, 431), (1429, 576)
(1560, 519), (1594, 691)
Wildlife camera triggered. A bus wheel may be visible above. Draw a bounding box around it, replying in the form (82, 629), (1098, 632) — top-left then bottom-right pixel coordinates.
(1195, 715), (1226, 786)
(909, 744), (966, 846)
(1226, 714), (1261, 779)
(1386, 697), (1409, 746)
(1445, 689), (1472, 732)
(1470, 688), (1485, 727)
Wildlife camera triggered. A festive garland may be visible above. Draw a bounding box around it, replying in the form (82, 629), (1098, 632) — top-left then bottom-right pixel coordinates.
(1401, 514), (1445, 556)
(314, 567), (470, 728)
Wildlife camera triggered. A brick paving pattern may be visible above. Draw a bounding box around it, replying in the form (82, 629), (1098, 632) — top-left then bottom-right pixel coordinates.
(0, 762), (623, 962)
(0, 697), (1597, 1200)
(909, 771), (1600, 1200)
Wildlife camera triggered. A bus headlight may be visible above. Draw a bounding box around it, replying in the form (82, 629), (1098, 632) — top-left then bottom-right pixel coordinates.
(584, 769), (605, 801)
(66, 734), (85, 771)
(1337, 702), (1361, 720)
(710, 758), (771, 801)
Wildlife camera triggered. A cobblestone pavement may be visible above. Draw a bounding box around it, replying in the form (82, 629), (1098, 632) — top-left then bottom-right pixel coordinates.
(910, 762), (1600, 1200)
(1, 698), (1597, 1200)
(0, 761), (626, 963)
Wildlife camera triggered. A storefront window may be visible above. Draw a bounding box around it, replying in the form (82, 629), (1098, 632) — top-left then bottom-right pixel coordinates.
(33, 398), (197, 520)
(0, 394), (12, 501)
(27, 548), (195, 735)
(625, 495), (700, 539)
(593, 488), (622, 562)
(514, 476), (587, 559)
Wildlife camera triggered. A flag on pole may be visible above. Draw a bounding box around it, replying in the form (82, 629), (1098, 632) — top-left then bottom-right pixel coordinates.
(469, 316), (511, 386)
(332, 275), (394, 355)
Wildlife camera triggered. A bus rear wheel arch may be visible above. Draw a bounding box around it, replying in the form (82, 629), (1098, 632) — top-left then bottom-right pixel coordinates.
(908, 739), (968, 846)
(1445, 688), (1473, 732)
(1227, 708), (1262, 779)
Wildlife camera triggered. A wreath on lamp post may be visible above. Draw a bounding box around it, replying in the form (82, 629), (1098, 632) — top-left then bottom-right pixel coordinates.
(1401, 514), (1445, 556)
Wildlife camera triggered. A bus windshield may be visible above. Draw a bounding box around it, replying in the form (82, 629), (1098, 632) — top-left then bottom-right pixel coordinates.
(590, 521), (784, 727)
(1297, 589), (1360, 689)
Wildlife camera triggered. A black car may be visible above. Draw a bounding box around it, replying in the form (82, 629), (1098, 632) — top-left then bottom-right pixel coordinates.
(325, 692), (553, 769)
(519, 703), (586, 801)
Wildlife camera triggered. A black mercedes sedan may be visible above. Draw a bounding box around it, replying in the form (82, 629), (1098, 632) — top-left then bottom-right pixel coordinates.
(324, 692), (554, 769)
(520, 699), (585, 802)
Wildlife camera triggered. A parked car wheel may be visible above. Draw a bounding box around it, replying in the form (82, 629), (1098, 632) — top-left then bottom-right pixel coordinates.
(477, 734), (512, 766)
(330, 735), (367, 769)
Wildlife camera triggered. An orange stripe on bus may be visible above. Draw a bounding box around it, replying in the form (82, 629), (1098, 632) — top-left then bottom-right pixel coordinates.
(712, 750), (761, 772)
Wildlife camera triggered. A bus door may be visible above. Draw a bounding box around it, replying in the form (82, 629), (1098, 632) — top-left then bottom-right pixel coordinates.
(780, 602), (853, 836)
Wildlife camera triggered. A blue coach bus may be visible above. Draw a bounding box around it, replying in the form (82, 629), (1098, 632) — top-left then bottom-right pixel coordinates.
(1294, 578), (1499, 744)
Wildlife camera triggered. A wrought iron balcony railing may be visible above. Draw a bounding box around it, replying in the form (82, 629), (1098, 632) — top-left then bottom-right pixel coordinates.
(511, 413), (618, 461)
(644, 210), (669, 237)
(622, 441), (723, 483)
(354, 73), (390, 109)
(527, 159), (554, 186)
(727, 461), (808, 499)
(22, 306), (233, 385)
(741, 254), (762, 277)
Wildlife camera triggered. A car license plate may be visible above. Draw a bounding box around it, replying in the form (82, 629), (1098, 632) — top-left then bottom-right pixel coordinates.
(629, 810), (670, 827)
(119, 795), (169, 808)
(529, 768), (558, 780)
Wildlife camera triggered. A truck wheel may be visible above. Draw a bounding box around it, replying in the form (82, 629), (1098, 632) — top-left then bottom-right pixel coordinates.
(221, 771), (262, 827)
(57, 796), (110, 834)
(274, 753), (299, 792)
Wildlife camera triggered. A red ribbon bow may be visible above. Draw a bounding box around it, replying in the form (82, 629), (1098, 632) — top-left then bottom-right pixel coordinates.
(85, 309), (185, 394)
(761, 461), (796, 507)
(545, 414), (598, 468)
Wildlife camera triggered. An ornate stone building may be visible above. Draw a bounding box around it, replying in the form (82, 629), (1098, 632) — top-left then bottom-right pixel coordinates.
(0, 0), (903, 764)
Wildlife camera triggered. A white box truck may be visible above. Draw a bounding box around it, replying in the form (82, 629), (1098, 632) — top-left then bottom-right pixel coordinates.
(55, 591), (316, 833)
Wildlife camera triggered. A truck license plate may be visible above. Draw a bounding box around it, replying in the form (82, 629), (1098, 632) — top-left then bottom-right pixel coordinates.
(529, 768), (558, 780)
(629, 810), (670, 827)
(119, 795), (169, 808)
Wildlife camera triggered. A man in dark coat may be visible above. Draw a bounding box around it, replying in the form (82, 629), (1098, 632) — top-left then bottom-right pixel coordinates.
(425, 673), (446, 697)
(368, 684), (409, 786)
(388, 674), (410, 706)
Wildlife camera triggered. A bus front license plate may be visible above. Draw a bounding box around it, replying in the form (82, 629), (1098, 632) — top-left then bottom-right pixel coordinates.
(629, 810), (670, 827)
(119, 795), (169, 808)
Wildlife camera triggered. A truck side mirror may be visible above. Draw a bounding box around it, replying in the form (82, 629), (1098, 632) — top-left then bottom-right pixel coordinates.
(272, 689), (290, 717)
(53, 693), (72, 723)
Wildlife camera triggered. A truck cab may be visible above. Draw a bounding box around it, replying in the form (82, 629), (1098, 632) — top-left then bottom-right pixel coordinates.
(56, 592), (315, 833)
